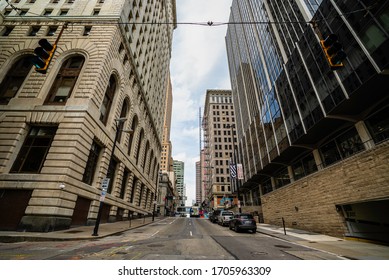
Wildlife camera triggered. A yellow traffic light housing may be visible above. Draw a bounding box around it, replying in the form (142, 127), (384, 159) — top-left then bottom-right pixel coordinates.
(320, 34), (347, 70)
(31, 39), (57, 74)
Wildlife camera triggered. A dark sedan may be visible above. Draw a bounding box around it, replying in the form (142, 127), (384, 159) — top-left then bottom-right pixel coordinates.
(229, 213), (257, 233)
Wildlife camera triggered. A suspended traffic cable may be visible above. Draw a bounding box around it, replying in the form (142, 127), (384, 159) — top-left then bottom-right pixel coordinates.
(1, 2), (376, 28)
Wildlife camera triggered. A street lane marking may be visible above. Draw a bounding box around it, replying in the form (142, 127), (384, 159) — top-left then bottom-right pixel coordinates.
(150, 230), (159, 237)
(190, 231), (193, 236)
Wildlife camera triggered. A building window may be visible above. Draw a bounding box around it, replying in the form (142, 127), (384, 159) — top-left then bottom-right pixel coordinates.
(47, 26), (58, 36)
(11, 126), (57, 173)
(83, 26), (92, 36)
(100, 75), (117, 124)
(82, 140), (102, 185)
(130, 178), (138, 204)
(117, 99), (129, 143)
(337, 127), (364, 158)
(45, 56), (85, 104)
(60, 10), (68, 16)
(136, 130), (144, 165)
(19, 10), (28, 16)
(93, 9), (100, 16)
(274, 168), (290, 189)
(0, 56), (33, 104)
(292, 153), (317, 180)
(51, 0), (59, 3)
(28, 26), (40, 36)
(128, 116), (138, 156)
(320, 127), (364, 167)
(4, 9), (12, 16)
(366, 107), (389, 144)
(119, 169), (130, 199)
(44, 9), (53, 16)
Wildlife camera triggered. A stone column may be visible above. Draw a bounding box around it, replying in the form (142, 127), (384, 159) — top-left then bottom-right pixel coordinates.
(355, 121), (375, 150)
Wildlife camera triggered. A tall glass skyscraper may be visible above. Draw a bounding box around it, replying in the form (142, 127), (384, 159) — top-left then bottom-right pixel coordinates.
(226, 0), (389, 242)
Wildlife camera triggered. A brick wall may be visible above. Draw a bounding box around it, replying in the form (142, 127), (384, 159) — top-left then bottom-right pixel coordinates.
(261, 141), (389, 238)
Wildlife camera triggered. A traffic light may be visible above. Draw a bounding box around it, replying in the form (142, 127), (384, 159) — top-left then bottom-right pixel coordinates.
(31, 39), (57, 74)
(320, 34), (347, 70)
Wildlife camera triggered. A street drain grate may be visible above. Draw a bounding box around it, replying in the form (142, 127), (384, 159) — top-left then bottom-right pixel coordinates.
(115, 252), (128, 255)
(275, 245), (292, 249)
(147, 244), (165, 248)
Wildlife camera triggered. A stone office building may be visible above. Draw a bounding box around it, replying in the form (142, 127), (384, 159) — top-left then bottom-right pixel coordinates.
(0, 0), (176, 232)
(226, 0), (389, 242)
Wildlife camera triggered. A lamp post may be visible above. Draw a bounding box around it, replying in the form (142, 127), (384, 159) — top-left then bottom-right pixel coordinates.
(152, 171), (162, 221)
(227, 124), (242, 213)
(92, 118), (127, 236)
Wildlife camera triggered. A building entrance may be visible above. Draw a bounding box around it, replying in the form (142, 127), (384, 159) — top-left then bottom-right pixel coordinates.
(340, 199), (389, 243)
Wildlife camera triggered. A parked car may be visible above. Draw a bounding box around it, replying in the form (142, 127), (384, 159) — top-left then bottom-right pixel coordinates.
(217, 210), (234, 226)
(229, 213), (257, 233)
(209, 209), (221, 223)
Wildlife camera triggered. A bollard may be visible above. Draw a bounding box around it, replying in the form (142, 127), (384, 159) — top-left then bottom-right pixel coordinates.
(282, 217), (287, 235)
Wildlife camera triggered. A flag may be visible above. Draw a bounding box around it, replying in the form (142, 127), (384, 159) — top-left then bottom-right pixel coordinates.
(229, 161), (237, 178)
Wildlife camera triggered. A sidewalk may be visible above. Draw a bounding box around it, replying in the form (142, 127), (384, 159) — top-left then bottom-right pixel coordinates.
(1, 218), (388, 260)
(0, 216), (165, 243)
(256, 223), (389, 260)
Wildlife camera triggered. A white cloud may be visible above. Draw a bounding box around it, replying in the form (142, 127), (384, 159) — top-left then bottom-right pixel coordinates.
(170, 0), (233, 205)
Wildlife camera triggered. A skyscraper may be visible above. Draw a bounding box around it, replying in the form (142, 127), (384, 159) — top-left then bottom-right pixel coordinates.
(226, 0), (388, 242)
(0, 0), (176, 232)
(173, 160), (185, 206)
(202, 89), (237, 210)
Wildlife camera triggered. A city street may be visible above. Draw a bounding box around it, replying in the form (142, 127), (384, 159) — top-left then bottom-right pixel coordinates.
(0, 217), (343, 260)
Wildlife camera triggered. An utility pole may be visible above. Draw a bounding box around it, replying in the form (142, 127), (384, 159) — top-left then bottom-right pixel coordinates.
(92, 118), (127, 236)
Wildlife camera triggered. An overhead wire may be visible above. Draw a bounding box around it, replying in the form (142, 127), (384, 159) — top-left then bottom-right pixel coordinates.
(1, 2), (376, 28)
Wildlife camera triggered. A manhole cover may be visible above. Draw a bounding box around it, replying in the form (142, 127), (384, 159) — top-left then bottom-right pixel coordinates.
(147, 244), (165, 248)
(275, 244), (292, 249)
(251, 251), (268, 256)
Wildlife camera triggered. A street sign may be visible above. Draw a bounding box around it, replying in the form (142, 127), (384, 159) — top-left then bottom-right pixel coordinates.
(101, 178), (110, 192)
(99, 178), (110, 201)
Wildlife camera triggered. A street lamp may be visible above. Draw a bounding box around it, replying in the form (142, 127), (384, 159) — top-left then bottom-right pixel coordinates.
(92, 118), (129, 236)
(226, 124), (242, 213)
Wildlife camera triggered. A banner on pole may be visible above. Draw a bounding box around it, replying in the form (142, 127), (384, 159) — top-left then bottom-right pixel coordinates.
(237, 164), (244, 180)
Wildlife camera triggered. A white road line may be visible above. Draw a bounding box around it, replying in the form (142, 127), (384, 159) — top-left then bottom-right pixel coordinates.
(190, 231), (193, 236)
(150, 230), (160, 237)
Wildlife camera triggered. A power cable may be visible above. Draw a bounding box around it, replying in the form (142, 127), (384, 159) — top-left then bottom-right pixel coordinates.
(1, 2), (376, 28)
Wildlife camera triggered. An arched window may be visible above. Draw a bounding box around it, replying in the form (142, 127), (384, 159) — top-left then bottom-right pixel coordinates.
(0, 56), (33, 104)
(45, 55), (85, 104)
(142, 141), (150, 169)
(100, 75), (117, 124)
(128, 115), (138, 156)
(117, 98), (129, 143)
(136, 129), (144, 165)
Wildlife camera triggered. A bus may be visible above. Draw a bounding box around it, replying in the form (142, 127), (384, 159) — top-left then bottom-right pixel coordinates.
(176, 206), (191, 217)
(190, 206), (200, 217)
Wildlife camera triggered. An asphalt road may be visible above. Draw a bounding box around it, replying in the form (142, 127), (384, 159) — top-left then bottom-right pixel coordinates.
(0, 217), (342, 260)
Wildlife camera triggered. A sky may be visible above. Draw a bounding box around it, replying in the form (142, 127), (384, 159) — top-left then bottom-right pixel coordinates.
(170, 0), (233, 205)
